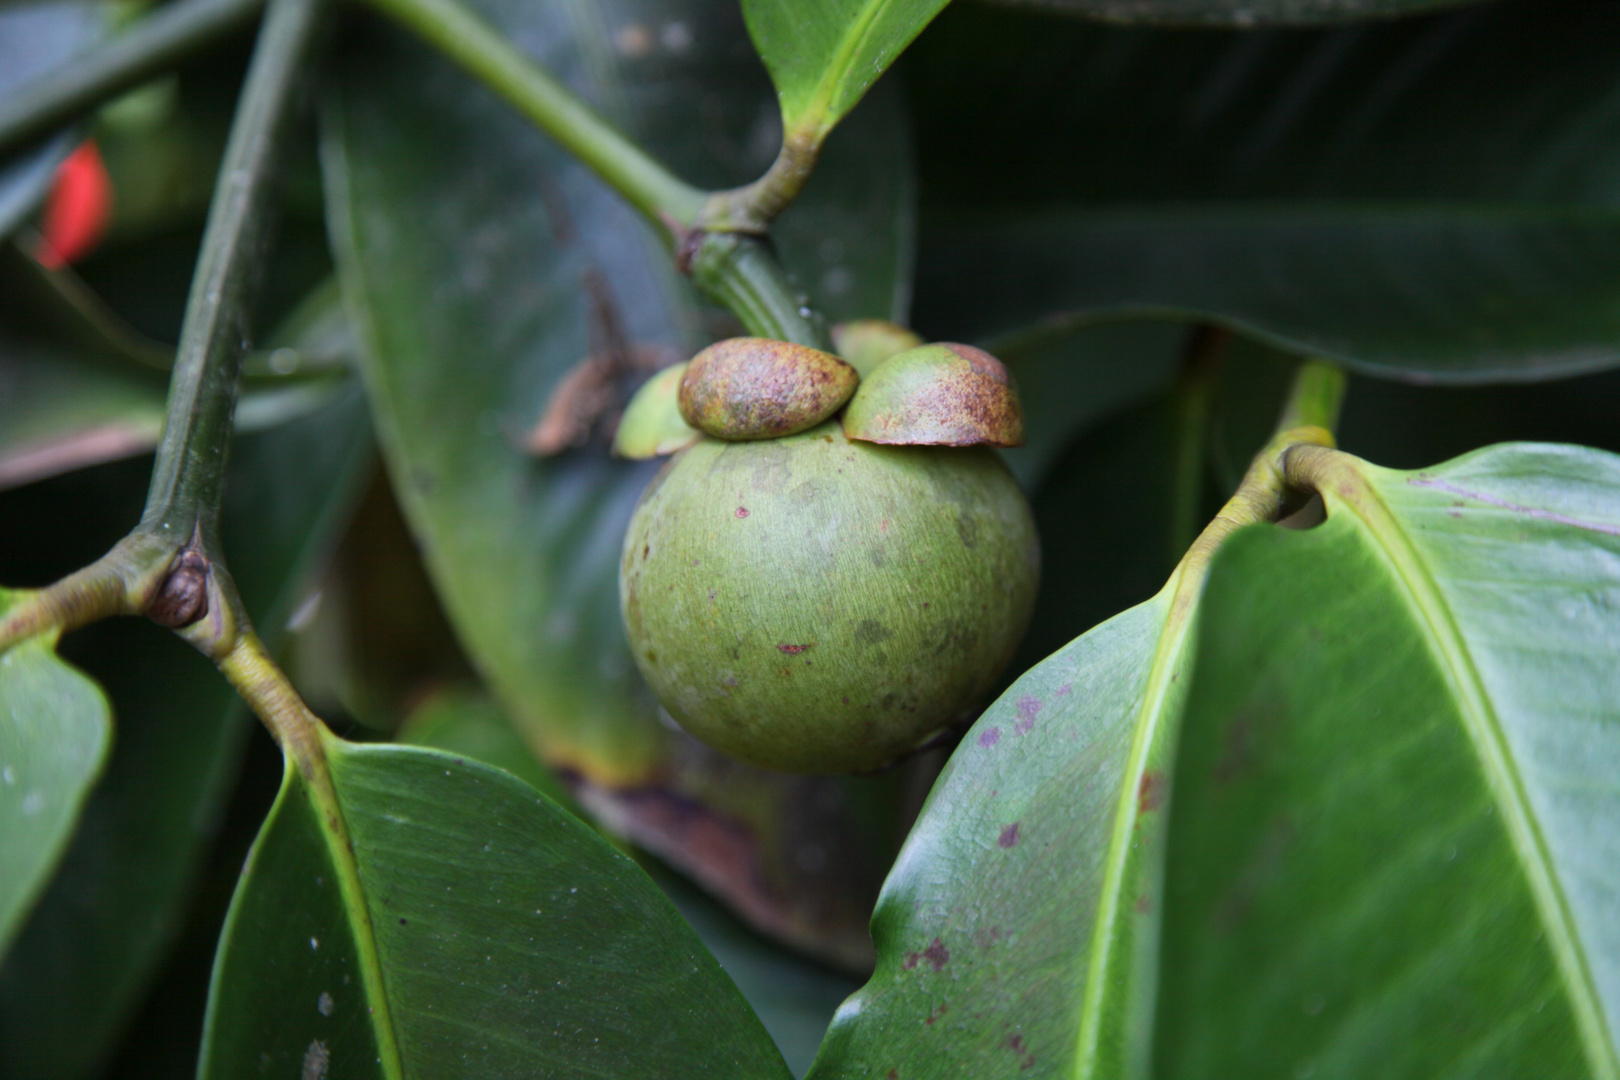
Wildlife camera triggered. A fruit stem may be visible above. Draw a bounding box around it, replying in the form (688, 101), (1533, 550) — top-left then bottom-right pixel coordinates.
(0, 0), (266, 159)
(687, 232), (832, 349)
(695, 131), (820, 235)
(1167, 325), (1230, 562)
(1277, 357), (1347, 435)
(358, 0), (707, 241)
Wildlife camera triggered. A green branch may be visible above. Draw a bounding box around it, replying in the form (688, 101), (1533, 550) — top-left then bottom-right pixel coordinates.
(1, 0), (328, 658)
(1277, 357), (1348, 435)
(359, 0), (705, 237)
(141, 0), (329, 549)
(357, 0), (819, 343)
(0, 0), (265, 160)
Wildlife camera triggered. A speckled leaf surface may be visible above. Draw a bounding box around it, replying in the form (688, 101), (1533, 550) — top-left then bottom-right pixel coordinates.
(201, 738), (791, 1080)
(810, 573), (1197, 1079)
(1158, 443), (1620, 1079)
(0, 618), (110, 958)
(909, 0), (1620, 382)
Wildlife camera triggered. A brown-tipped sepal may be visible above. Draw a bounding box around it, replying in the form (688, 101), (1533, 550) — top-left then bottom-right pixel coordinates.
(830, 320), (924, 378)
(842, 342), (1025, 448)
(613, 362), (702, 459)
(678, 337), (858, 441)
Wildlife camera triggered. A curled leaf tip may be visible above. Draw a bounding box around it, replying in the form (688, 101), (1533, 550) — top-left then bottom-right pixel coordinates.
(678, 337), (857, 441)
(842, 342), (1025, 448)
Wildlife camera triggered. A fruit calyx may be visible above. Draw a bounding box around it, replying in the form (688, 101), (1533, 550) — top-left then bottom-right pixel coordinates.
(841, 342), (1024, 448)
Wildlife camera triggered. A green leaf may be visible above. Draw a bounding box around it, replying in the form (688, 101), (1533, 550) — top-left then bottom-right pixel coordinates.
(809, 558), (1202, 1079)
(741, 0), (946, 146)
(908, 0), (1620, 382)
(976, 0), (1484, 26)
(0, 619), (110, 956)
(325, 0), (912, 963)
(1158, 442), (1620, 1078)
(201, 735), (793, 1079)
(0, 383), (372, 1077)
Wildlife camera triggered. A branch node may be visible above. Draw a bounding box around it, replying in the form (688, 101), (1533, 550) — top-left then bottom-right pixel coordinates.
(147, 538), (211, 628)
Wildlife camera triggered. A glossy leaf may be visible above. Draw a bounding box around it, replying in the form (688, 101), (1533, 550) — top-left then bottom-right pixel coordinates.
(397, 685), (866, 1078)
(0, 2), (101, 240)
(0, 383), (372, 1077)
(1159, 443), (1620, 1078)
(201, 735), (792, 1079)
(909, 0), (1620, 382)
(0, 619), (110, 956)
(742, 0), (947, 144)
(325, 0), (911, 961)
(978, 0), (1483, 26)
(810, 552), (1203, 1078)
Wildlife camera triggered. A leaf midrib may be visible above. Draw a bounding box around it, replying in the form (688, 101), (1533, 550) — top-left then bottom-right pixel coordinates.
(1325, 455), (1619, 1080)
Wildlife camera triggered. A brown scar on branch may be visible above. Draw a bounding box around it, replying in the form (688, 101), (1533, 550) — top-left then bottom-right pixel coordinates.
(526, 267), (678, 456)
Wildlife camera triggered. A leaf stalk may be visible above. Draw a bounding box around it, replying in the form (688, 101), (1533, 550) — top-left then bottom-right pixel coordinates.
(357, 0), (706, 239)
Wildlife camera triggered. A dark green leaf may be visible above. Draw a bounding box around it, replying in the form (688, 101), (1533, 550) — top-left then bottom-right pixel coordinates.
(1159, 443), (1620, 1078)
(396, 685), (866, 1077)
(0, 382), (371, 1078)
(0, 620), (110, 956)
(978, 0), (1483, 27)
(909, 0), (1620, 382)
(324, 0), (911, 963)
(201, 736), (793, 1079)
(741, 0), (945, 144)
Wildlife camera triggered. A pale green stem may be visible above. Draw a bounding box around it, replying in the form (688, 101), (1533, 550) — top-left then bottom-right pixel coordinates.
(1276, 357), (1347, 435)
(358, 0), (705, 237)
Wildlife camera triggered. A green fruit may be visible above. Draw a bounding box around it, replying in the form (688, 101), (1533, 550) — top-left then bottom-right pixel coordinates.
(620, 422), (1039, 774)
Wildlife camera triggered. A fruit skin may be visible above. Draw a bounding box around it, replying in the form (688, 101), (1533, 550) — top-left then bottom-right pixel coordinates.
(620, 422), (1039, 774)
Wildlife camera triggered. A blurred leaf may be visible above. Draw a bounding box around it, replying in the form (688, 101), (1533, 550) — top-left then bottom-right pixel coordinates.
(0, 622), (110, 956)
(742, 0), (946, 145)
(0, 253), (355, 490)
(201, 736), (793, 1079)
(908, 0), (1620, 382)
(978, 0), (1484, 26)
(0, 382), (372, 1078)
(997, 319), (1184, 488)
(0, 2), (102, 240)
(325, 0), (913, 963)
(655, 867), (861, 1079)
(1160, 443), (1620, 1078)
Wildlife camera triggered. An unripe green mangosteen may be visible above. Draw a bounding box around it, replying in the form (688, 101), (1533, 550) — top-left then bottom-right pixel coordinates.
(620, 421), (1039, 774)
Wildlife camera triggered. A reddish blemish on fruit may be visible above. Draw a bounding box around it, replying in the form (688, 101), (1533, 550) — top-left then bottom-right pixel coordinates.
(735, 507), (749, 518)
(777, 643), (811, 655)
